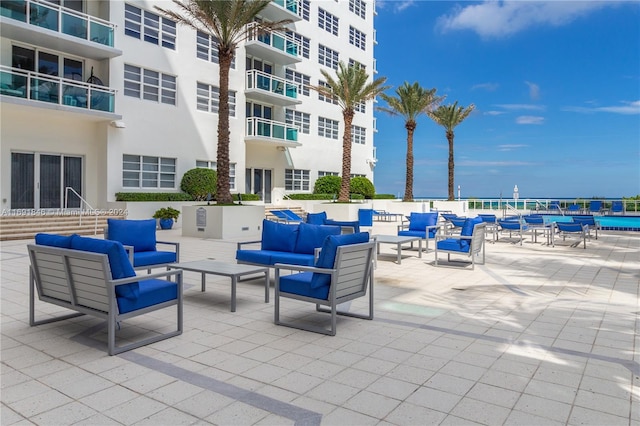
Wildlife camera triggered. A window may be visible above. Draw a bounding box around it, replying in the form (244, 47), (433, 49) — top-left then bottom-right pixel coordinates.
(285, 69), (310, 96)
(286, 31), (310, 59)
(196, 31), (236, 68)
(349, 58), (366, 70)
(197, 82), (236, 116)
(124, 64), (176, 105)
(318, 8), (338, 35)
(125, 4), (176, 49)
(285, 169), (310, 191)
(352, 125), (366, 144)
(300, 0), (310, 21)
(349, 0), (366, 18)
(349, 26), (366, 50)
(196, 161), (236, 190)
(318, 45), (339, 70)
(355, 100), (366, 113)
(318, 117), (339, 139)
(350, 173), (366, 178)
(122, 155), (176, 188)
(286, 109), (310, 134)
(318, 171), (338, 177)
(318, 81), (338, 105)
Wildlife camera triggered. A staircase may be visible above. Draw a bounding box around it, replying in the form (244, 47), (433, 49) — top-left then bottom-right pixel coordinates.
(0, 212), (126, 241)
(264, 205), (307, 222)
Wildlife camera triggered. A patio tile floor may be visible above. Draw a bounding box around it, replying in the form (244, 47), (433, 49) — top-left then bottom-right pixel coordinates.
(1, 220), (638, 425)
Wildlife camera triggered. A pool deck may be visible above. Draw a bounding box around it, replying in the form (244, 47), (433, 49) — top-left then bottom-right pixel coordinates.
(1, 221), (639, 425)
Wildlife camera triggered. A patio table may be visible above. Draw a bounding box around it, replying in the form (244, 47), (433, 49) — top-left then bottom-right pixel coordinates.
(372, 235), (422, 264)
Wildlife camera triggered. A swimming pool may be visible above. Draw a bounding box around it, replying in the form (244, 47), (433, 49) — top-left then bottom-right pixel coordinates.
(543, 215), (640, 231)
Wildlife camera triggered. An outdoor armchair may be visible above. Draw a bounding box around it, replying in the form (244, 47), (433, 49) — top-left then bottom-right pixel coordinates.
(434, 219), (486, 269)
(397, 212), (440, 251)
(555, 222), (588, 249)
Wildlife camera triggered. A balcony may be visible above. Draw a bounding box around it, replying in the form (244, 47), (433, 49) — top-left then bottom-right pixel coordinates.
(0, 0), (121, 60)
(0, 65), (119, 118)
(260, 0), (302, 22)
(245, 117), (301, 148)
(245, 70), (301, 106)
(245, 23), (301, 65)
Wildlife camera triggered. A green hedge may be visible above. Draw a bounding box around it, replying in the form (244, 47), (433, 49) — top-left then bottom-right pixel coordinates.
(286, 193), (364, 200)
(373, 194), (397, 200)
(116, 192), (193, 201)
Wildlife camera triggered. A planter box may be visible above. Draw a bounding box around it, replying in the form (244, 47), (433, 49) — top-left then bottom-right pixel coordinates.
(432, 200), (469, 216)
(182, 205), (264, 240)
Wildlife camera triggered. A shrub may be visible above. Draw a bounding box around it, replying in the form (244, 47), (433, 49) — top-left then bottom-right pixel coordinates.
(287, 193), (364, 200)
(115, 192), (193, 201)
(373, 194), (397, 199)
(350, 176), (375, 199)
(313, 175), (341, 195)
(180, 168), (217, 201)
(153, 207), (180, 221)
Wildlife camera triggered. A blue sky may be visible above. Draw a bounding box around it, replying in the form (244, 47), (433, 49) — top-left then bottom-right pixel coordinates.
(372, 1), (640, 199)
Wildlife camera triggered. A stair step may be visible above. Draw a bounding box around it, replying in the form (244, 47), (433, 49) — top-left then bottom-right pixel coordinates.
(0, 213), (126, 241)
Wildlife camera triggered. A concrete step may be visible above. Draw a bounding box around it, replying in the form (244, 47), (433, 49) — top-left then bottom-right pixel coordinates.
(0, 213), (125, 241)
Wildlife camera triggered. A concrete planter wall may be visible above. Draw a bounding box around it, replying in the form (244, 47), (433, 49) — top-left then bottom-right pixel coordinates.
(181, 205), (264, 240)
(107, 201), (199, 229)
(432, 200), (469, 216)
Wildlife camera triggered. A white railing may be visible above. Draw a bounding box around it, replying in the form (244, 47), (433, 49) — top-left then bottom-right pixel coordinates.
(246, 117), (299, 142)
(247, 22), (301, 57)
(65, 187), (98, 234)
(245, 70), (299, 99)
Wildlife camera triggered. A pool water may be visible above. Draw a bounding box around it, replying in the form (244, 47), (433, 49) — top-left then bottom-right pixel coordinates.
(543, 215), (640, 231)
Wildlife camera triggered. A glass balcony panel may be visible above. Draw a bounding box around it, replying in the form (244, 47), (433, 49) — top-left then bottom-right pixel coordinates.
(0, 71), (27, 98)
(257, 74), (271, 91)
(89, 21), (113, 46)
(285, 83), (297, 99)
(286, 41), (298, 56)
(61, 82), (87, 107)
(272, 33), (285, 51)
(62, 11), (87, 39)
(273, 124), (285, 140)
(286, 127), (298, 141)
(90, 88), (113, 112)
(272, 80), (284, 95)
(1, 0), (27, 21)
(286, 0), (298, 14)
(30, 3), (58, 31)
(31, 78), (59, 103)
(257, 121), (271, 137)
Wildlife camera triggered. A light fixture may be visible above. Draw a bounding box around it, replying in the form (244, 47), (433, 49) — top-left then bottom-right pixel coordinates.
(110, 120), (126, 128)
(277, 146), (286, 152)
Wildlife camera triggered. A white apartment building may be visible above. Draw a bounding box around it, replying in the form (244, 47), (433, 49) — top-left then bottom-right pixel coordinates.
(0, 0), (377, 211)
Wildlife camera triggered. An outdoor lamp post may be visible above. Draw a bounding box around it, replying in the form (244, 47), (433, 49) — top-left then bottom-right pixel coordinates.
(457, 185), (461, 201)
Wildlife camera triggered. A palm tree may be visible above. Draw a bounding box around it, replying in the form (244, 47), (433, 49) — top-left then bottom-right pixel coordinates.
(379, 82), (442, 201)
(312, 62), (388, 202)
(156, 0), (291, 204)
(428, 102), (475, 201)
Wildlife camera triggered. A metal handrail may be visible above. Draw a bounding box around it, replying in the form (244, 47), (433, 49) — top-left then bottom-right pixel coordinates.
(65, 186), (98, 234)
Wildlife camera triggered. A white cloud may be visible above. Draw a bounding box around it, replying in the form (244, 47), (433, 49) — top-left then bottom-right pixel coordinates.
(563, 100), (640, 115)
(437, 1), (623, 38)
(525, 81), (540, 100)
(377, 0), (416, 13)
(495, 104), (545, 111)
(485, 110), (505, 116)
(472, 82), (499, 91)
(498, 144), (528, 151)
(516, 115), (545, 125)
(459, 160), (537, 166)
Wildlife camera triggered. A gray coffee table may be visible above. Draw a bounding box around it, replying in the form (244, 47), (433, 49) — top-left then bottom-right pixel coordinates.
(168, 260), (269, 312)
(373, 235), (422, 264)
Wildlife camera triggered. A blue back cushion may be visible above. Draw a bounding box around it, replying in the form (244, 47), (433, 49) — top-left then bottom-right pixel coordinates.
(310, 232), (370, 289)
(460, 217), (482, 248)
(70, 235), (139, 300)
(35, 233), (75, 248)
(409, 213), (438, 231)
(261, 219), (298, 252)
(306, 211), (327, 225)
(294, 222), (341, 254)
(107, 219), (157, 253)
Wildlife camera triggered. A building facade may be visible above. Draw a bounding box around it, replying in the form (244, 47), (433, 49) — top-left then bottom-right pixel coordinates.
(0, 0), (377, 211)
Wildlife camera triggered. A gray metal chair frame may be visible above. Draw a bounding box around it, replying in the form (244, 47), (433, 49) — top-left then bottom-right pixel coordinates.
(434, 223), (486, 270)
(554, 222), (588, 249)
(274, 241), (375, 336)
(28, 244), (183, 355)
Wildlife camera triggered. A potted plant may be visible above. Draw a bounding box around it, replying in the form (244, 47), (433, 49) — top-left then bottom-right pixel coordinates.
(153, 207), (180, 230)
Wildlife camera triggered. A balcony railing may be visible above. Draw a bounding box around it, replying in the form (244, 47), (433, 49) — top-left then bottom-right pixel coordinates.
(1, 0), (115, 47)
(0, 66), (116, 113)
(246, 70), (298, 99)
(271, 0), (299, 15)
(247, 22), (300, 58)
(246, 117), (298, 142)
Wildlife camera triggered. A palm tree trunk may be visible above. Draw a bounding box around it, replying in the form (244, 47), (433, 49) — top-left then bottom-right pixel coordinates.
(339, 109), (355, 202)
(404, 121), (416, 201)
(216, 49), (233, 204)
(447, 130), (454, 201)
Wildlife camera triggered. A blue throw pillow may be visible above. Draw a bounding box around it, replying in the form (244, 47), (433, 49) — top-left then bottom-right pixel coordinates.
(409, 212), (438, 231)
(311, 232), (370, 289)
(70, 235), (139, 300)
(35, 233), (75, 248)
(107, 219), (157, 252)
(261, 219), (298, 252)
(460, 217), (482, 248)
(306, 211), (327, 225)
(294, 222), (341, 254)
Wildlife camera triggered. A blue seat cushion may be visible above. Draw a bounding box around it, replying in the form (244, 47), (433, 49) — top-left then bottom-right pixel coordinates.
(133, 251), (177, 268)
(408, 213), (438, 231)
(116, 278), (177, 314)
(460, 217), (482, 248)
(236, 250), (273, 265)
(108, 219), (157, 253)
(311, 232), (370, 289)
(279, 272), (330, 300)
(324, 219), (360, 233)
(271, 252), (315, 266)
(498, 220), (521, 230)
(573, 216), (595, 225)
(306, 211), (327, 225)
(437, 238), (467, 252)
(557, 222), (584, 232)
(398, 230), (426, 238)
(294, 223), (341, 254)
(236, 250), (315, 267)
(35, 233), (75, 248)
(70, 235), (139, 300)
(261, 219), (298, 252)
